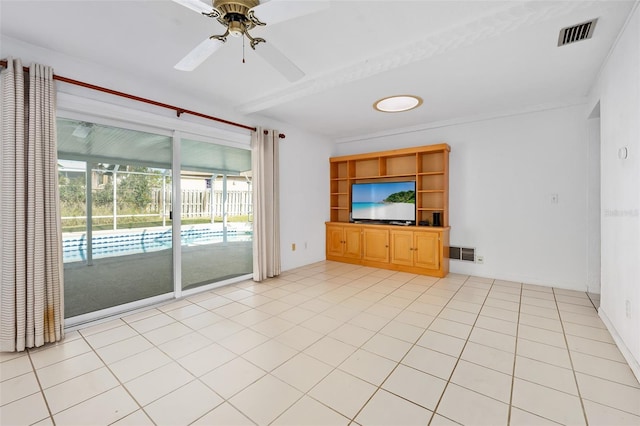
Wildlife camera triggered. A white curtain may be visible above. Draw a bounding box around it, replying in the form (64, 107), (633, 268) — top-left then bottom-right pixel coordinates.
(251, 128), (281, 281)
(0, 58), (64, 352)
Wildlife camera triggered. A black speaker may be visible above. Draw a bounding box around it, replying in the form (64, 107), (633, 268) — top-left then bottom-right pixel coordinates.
(432, 212), (441, 227)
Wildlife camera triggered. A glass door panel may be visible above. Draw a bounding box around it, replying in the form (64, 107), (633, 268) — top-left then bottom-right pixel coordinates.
(57, 118), (173, 319)
(180, 138), (252, 291)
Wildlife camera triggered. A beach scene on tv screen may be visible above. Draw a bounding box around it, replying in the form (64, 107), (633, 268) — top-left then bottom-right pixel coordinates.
(352, 181), (416, 221)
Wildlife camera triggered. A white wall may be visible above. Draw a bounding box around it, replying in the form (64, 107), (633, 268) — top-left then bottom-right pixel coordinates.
(252, 117), (333, 271)
(279, 130), (332, 270)
(586, 113), (601, 294)
(589, 4), (640, 378)
(335, 105), (592, 290)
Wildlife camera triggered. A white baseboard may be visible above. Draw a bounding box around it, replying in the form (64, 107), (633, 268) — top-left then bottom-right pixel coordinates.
(598, 308), (640, 382)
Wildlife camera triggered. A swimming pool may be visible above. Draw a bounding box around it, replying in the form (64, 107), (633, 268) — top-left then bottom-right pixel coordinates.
(62, 226), (252, 263)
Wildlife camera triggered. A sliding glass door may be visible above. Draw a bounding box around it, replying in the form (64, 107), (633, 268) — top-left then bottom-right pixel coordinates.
(57, 119), (253, 322)
(179, 138), (253, 292)
(58, 118), (173, 319)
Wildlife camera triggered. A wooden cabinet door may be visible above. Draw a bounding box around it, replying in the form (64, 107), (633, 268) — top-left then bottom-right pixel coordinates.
(390, 230), (414, 266)
(326, 225), (346, 257)
(414, 231), (440, 270)
(363, 228), (389, 263)
(343, 227), (362, 259)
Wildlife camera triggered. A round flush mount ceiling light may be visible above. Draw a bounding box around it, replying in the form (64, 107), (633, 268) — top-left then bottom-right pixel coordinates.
(374, 95), (423, 113)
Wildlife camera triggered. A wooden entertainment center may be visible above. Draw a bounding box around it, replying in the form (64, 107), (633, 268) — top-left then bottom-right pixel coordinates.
(326, 143), (450, 277)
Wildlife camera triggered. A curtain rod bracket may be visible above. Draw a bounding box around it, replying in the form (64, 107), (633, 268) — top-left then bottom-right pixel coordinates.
(263, 130), (286, 139)
(176, 109), (184, 117)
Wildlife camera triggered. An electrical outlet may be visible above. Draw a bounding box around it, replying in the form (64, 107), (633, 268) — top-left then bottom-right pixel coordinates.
(291, 243), (296, 251)
(626, 299), (632, 318)
(476, 255), (484, 264)
(550, 193), (559, 204)
(304, 241), (308, 249)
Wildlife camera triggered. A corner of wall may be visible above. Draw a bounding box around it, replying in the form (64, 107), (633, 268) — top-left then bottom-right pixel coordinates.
(599, 308), (640, 381)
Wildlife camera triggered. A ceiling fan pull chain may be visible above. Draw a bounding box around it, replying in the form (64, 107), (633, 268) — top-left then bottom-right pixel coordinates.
(242, 34), (246, 63)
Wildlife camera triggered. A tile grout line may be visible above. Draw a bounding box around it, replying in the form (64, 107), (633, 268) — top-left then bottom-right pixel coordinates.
(263, 270), (442, 424)
(425, 276), (496, 425)
(80, 321), (154, 425)
(25, 348), (56, 426)
(18, 264), (636, 426)
(343, 275), (445, 424)
(96, 297), (277, 426)
(509, 287), (614, 424)
(586, 292), (600, 311)
(166, 294), (289, 425)
(390, 280), (633, 420)
(506, 279), (524, 425)
(28, 335), (127, 421)
(155, 268), (354, 425)
(79, 314), (213, 425)
(30, 324), (148, 425)
(216, 267), (392, 425)
(432, 282), (580, 421)
(552, 287), (590, 426)
(283, 271), (441, 425)
(151, 287), (292, 426)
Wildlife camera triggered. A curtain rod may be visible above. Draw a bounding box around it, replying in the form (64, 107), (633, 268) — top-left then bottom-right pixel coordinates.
(0, 59), (285, 139)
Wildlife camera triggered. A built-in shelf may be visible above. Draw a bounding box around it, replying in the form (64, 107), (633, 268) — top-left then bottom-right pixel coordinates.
(328, 143), (450, 226)
(327, 144), (451, 278)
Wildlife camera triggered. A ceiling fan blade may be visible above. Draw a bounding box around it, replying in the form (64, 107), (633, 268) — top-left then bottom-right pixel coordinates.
(171, 0), (213, 14)
(250, 0), (329, 26)
(175, 37), (225, 71)
(255, 41), (304, 82)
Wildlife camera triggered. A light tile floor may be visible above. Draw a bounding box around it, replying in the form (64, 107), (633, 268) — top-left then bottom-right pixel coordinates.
(1, 261), (639, 425)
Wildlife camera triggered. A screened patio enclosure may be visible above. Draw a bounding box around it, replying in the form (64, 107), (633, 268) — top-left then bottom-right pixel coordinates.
(57, 118), (252, 321)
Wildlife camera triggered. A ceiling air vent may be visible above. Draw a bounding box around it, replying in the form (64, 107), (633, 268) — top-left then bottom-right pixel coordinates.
(558, 19), (598, 47)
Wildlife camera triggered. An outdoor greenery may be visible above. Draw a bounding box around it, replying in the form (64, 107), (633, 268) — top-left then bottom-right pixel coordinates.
(58, 174), (87, 224)
(59, 164), (250, 232)
(94, 166), (161, 209)
(59, 165), (164, 228)
(384, 190), (416, 204)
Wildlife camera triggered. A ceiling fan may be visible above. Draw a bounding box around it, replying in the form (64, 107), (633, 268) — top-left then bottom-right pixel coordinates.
(172, 0), (327, 82)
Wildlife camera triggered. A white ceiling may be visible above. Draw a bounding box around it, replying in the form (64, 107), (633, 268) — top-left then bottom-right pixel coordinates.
(1, 0), (636, 141)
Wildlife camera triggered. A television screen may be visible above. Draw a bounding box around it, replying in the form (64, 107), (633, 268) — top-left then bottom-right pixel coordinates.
(352, 181), (416, 222)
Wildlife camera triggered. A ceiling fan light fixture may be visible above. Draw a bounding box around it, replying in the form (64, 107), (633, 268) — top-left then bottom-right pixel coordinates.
(374, 95), (423, 113)
(228, 20), (245, 37)
(173, 0), (324, 80)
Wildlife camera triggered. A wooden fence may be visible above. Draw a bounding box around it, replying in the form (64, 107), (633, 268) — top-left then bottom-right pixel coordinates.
(151, 189), (252, 218)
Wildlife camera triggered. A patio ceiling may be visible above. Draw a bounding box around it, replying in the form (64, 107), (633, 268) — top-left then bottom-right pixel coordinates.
(57, 118), (251, 174)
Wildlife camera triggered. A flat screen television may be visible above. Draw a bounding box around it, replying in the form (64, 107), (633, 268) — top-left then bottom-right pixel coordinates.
(351, 181), (416, 223)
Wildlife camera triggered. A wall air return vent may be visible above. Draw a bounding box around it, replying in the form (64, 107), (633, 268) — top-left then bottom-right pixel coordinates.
(449, 246), (476, 262)
(558, 19), (598, 46)
(449, 247), (461, 260)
